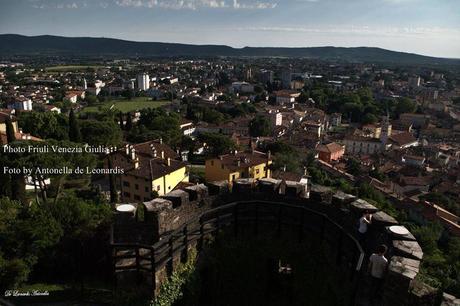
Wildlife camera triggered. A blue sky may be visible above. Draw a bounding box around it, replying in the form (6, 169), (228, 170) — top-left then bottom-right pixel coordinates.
(0, 0), (459, 58)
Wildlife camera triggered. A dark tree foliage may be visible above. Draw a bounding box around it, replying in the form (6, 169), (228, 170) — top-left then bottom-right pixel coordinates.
(5, 116), (15, 143)
(18, 112), (69, 140)
(11, 174), (26, 204)
(108, 157), (118, 203)
(135, 108), (182, 145)
(0, 195), (111, 290)
(80, 120), (122, 146)
(125, 112), (133, 131)
(249, 115), (271, 137)
(68, 109), (82, 142)
(198, 132), (236, 156)
(118, 112), (124, 130)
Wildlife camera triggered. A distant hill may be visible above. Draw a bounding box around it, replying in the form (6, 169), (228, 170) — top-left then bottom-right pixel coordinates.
(0, 34), (458, 66)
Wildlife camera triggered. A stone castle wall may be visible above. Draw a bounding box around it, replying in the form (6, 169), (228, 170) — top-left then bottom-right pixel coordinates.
(112, 178), (460, 306)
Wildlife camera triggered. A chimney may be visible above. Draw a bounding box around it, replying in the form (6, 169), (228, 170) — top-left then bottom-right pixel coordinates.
(237, 160), (241, 167)
(268, 150), (271, 159)
(159, 138), (163, 144)
(134, 158), (139, 169)
(125, 144), (130, 156)
(283, 165), (286, 172)
(161, 151), (165, 159)
(131, 148), (136, 160)
(167, 158), (171, 166)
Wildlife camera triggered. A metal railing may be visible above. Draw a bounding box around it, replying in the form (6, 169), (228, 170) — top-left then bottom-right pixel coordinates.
(111, 200), (365, 305)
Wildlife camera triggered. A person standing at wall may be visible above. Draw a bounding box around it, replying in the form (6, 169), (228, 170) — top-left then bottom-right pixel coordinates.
(358, 210), (372, 247)
(368, 244), (389, 304)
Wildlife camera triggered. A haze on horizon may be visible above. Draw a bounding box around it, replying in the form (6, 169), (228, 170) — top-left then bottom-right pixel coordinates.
(0, 0), (459, 59)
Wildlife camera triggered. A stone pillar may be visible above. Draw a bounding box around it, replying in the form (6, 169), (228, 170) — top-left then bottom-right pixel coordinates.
(383, 256), (421, 306)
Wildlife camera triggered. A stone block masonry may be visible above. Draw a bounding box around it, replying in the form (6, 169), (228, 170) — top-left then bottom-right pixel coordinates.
(110, 178), (458, 305)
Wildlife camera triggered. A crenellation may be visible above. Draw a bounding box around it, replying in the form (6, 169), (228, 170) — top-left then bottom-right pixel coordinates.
(110, 179), (458, 305)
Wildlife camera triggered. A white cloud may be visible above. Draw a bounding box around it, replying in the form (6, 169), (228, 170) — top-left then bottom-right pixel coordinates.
(30, 0), (83, 9)
(114, 0), (276, 10)
(232, 0), (277, 9)
(383, 0), (419, 3)
(236, 25), (460, 38)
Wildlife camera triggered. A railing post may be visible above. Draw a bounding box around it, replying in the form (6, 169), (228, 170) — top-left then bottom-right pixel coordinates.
(135, 247), (140, 272)
(277, 205), (282, 237)
(112, 245), (117, 291)
(233, 204), (238, 237)
(167, 237), (174, 276)
(182, 225), (188, 263)
(198, 218), (204, 251)
(254, 202), (259, 235)
(336, 231), (343, 265)
(298, 208), (304, 242)
(320, 215), (326, 244)
(151, 247), (156, 295)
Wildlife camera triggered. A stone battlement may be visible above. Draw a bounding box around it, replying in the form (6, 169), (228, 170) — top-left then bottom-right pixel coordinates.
(111, 178), (459, 306)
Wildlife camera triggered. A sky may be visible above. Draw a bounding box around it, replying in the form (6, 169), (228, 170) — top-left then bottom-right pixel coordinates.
(0, 0), (459, 58)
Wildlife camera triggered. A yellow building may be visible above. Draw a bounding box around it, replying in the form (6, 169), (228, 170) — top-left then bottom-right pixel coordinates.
(1, 111), (41, 144)
(111, 140), (189, 202)
(205, 150), (272, 183)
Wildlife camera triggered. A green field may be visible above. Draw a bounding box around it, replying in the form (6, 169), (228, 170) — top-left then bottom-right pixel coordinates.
(83, 97), (171, 113)
(45, 65), (104, 72)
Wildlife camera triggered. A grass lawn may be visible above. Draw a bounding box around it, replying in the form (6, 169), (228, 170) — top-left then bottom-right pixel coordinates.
(82, 97), (171, 113)
(45, 65), (103, 72)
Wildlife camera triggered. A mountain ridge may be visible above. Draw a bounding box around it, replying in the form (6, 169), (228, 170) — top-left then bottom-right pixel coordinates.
(1, 34), (458, 65)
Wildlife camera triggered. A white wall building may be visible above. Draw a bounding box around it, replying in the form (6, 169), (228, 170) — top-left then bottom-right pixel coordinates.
(8, 97), (33, 111)
(137, 73), (150, 91)
(343, 136), (383, 155)
(231, 82), (254, 93)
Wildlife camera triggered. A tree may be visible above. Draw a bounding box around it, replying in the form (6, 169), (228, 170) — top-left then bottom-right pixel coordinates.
(81, 120), (122, 146)
(118, 112), (124, 130)
(108, 157), (118, 203)
(249, 115), (271, 137)
(362, 113), (377, 125)
(346, 158), (361, 176)
(121, 89), (134, 100)
(85, 94), (98, 106)
(395, 98), (416, 117)
(68, 109), (82, 142)
(0, 197), (62, 289)
(198, 133), (236, 156)
(5, 116), (15, 143)
(125, 112), (133, 131)
(11, 174), (26, 204)
(18, 112), (68, 140)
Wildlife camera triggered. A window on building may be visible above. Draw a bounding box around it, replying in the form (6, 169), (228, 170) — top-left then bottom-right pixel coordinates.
(231, 174), (236, 181)
(145, 186), (149, 193)
(157, 185), (161, 191)
(256, 169), (260, 175)
(221, 164), (225, 170)
(135, 184), (139, 190)
(123, 192), (131, 198)
(123, 181), (130, 187)
(211, 160), (214, 166)
(134, 195), (141, 201)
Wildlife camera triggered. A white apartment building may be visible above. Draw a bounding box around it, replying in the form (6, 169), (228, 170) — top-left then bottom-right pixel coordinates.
(137, 73), (150, 91)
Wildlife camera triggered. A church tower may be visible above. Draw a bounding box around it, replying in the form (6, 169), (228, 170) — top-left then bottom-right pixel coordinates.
(380, 111), (392, 145)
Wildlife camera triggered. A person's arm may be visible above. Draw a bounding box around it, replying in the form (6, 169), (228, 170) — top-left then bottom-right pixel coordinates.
(364, 216), (372, 224)
(367, 256), (373, 274)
